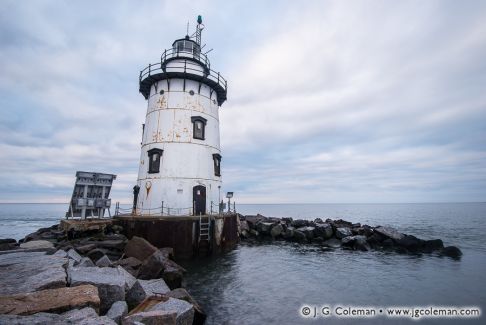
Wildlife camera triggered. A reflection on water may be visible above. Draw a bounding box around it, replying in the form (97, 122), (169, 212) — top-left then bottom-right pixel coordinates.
(181, 203), (486, 325)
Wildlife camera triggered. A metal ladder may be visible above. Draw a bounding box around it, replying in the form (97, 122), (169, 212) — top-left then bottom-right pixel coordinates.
(199, 214), (211, 243)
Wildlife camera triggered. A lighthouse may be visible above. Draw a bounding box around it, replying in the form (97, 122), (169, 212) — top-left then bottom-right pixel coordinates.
(134, 16), (227, 216)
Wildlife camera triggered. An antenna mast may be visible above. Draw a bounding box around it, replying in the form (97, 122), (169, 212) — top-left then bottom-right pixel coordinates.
(196, 15), (204, 46)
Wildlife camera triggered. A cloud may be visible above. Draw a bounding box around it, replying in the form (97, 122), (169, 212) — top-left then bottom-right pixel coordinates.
(0, 0), (485, 203)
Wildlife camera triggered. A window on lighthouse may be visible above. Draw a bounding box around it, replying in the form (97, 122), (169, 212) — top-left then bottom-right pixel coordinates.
(213, 154), (222, 177)
(147, 148), (163, 174)
(191, 116), (207, 140)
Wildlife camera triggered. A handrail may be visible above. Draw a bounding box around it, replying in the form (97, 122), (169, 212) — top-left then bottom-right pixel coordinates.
(139, 48), (227, 93)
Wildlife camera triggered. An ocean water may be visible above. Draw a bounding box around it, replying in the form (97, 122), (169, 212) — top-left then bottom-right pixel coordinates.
(0, 203), (485, 324)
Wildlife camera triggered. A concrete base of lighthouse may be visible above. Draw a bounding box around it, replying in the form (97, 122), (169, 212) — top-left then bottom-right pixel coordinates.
(114, 213), (238, 259)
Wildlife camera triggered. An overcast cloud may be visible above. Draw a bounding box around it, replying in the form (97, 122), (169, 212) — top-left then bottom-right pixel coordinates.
(0, 0), (485, 203)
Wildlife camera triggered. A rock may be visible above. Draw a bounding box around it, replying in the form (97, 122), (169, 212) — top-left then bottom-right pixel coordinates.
(0, 251), (67, 295)
(68, 266), (125, 314)
(0, 307), (116, 325)
(92, 240), (126, 251)
(116, 265), (137, 292)
(75, 244), (97, 254)
(441, 246), (462, 258)
(161, 259), (186, 290)
(95, 255), (113, 267)
(354, 235), (371, 251)
(270, 224), (284, 238)
(249, 229), (259, 237)
(291, 219), (308, 228)
(126, 279), (171, 309)
(159, 247), (174, 260)
(87, 248), (109, 262)
(137, 250), (166, 280)
(374, 226), (405, 241)
(313, 223), (333, 239)
(62, 307), (117, 324)
(244, 214), (266, 229)
(396, 235), (424, 253)
(150, 297), (194, 325)
(122, 310), (177, 325)
(67, 248), (82, 263)
(322, 238), (341, 248)
(52, 249), (67, 258)
(77, 257), (95, 267)
(297, 227), (315, 240)
(281, 217), (293, 225)
(0, 238), (16, 244)
(124, 236), (158, 262)
(106, 301), (128, 324)
(382, 238), (395, 249)
(166, 288), (206, 325)
(0, 239), (17, 251)
(240, 220), (250, 232)
(256, 222), (274, 235)
(19, 240), (54, 250)
(0, 284), (100, 315)
(283, 227), (294, 239)
(335, 227), (352, 239)
(314, 218), (323, 224)
(293, 230), (307, 242)
(117, 257), (142, 269)
(341, 236), (355, 247)
(423, 239), (444, 252)
(240, 229), (250, 238)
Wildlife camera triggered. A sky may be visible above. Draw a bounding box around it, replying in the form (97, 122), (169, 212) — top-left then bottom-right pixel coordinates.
(0, 0), (485, 204)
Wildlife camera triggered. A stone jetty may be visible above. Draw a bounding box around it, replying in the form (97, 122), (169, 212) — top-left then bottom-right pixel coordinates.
(0, 225), (206, 325)
(238, 214), (463, 258)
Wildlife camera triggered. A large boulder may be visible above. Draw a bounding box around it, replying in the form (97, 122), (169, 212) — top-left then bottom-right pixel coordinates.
(124, 236), (158, 262)
(68, 266), (125, 314)
(270, 224), (284, 238)
(126, 279), (171, 309)
(0, 307), (117, 325)
(293, 230), (307, 242)
(106, 301), (128, 324)
(313, 223), (333, 239)
(122, 310), (176, 325)
(423, 239), (444, 252)
(396, 235), (424, 253)
(137, 250), (186, 289)
(95, 255), (112, 267)
(335, 227), (352, 239)
(282, 227), (294, 240)
(0, 251), (67, 295)
(0, 285), (100, 315)
(116, 266), (137, 292)
(19, 240), (54, 250)
(166, 288), (206, 325)
(256, 222), (274, 235)
(77, 257), (95, 267)
(297, 227), (315, 240)
(322, 238), (341, 248)
(374, 226), (405, 242)
(67, 248), (82, 263)
(290, 219), (308, 228)
(441, 246), (462, 258)
(150, 297), (194, 325)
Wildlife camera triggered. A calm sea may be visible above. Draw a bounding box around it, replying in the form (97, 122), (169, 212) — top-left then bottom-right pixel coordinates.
(0, 203), (485, 324)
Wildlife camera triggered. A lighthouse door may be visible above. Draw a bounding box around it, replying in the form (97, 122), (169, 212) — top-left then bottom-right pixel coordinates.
(193, 185), (206, 215)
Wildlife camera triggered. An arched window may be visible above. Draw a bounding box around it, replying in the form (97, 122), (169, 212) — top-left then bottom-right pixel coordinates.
(191, 116), (207, 140)
(213, 153), (222, 176)
(147, 148), (163, 174)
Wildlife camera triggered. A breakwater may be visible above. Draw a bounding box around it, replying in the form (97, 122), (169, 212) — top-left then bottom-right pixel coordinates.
(238, 214), (462, 258)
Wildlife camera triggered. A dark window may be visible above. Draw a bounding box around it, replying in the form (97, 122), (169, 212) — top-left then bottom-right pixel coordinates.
(147, 148), (163, 173)
(191, 116), (207, 140)
(213, 154), (222, 176)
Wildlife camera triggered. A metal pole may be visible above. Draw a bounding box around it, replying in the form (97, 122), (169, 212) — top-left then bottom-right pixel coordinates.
(161, 201), (164, 216)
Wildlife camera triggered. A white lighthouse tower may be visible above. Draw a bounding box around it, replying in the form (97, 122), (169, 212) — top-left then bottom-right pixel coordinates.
(134, 16), (227, 216)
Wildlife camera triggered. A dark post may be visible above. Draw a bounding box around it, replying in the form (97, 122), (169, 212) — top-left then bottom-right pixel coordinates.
(132, 185), (140, 214)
